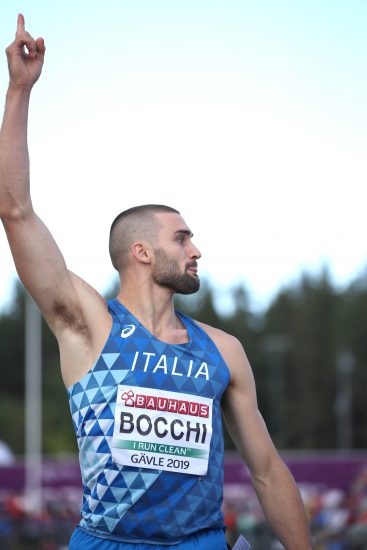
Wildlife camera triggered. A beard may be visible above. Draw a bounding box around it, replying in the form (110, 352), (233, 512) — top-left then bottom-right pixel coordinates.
(152, 247), (200, 295)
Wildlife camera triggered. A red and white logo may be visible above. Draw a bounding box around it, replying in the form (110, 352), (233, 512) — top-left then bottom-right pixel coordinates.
(120, 389), (209, 418)
(121, 390), (135, 406)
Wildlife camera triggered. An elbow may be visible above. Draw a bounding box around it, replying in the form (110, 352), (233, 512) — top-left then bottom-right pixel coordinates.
(251, 466), (272, 493)
(250, 452), (286, 494)
(0, 198), (33, 224)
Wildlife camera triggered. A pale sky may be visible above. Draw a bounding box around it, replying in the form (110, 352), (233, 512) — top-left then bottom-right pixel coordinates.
(0, 0), (366, 312)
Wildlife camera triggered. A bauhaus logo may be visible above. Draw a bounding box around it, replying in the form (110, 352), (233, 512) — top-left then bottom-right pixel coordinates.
(120, 389), (209, 418)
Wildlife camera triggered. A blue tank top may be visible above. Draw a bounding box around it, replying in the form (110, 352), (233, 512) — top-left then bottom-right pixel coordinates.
(67, 299), (230, 544)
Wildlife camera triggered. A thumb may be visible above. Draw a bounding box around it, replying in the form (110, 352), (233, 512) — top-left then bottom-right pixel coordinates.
(35, 37), (46, 58)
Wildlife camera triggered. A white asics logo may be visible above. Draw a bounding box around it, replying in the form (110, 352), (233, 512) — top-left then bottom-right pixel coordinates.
(120, 324), (136, 338)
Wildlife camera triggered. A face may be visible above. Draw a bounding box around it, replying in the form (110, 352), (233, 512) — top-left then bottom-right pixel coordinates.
(151, 213), (201, 295)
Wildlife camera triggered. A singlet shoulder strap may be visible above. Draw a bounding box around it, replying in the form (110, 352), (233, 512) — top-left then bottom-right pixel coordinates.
(108, 298), (128, 318)
(175, 310), (208, 339)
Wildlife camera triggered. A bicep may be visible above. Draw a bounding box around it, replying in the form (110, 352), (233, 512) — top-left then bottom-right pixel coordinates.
(221, 342), (278, 479)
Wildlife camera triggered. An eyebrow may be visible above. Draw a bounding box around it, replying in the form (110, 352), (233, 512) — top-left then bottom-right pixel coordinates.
(174, 229), (193, 238)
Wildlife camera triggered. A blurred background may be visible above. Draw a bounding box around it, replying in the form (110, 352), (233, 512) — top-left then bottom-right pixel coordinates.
(1, 277), (366, 549)
(0, 1), (366, 548)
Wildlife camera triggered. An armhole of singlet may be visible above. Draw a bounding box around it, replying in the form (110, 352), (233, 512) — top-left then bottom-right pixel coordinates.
(66, 301), (120, 393)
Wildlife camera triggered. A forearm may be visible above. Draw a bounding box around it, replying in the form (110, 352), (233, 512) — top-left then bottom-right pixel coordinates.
(252, 460), (313, 550)
(0, 84), (33, 219)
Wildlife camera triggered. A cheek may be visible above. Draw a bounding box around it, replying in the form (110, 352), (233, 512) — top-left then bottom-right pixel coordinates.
(168, 243), (186, 258)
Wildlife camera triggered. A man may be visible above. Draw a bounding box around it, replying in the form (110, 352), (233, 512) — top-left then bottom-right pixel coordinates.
(0, 15), (313, 550)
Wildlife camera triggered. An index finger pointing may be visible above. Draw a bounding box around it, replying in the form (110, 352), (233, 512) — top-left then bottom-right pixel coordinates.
(16, 13), (25, 35)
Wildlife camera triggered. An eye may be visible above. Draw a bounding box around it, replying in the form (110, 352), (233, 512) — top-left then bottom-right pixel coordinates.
(176, 234), (186, 245)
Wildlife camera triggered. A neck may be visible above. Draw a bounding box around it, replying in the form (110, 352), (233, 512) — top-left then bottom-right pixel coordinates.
(116, 275), (180, 334)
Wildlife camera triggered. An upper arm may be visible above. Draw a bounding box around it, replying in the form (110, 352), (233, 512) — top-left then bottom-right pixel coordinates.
(222, 337), (278, 476)
(3, 208), (109, 341)
(200, 324), (280, 480)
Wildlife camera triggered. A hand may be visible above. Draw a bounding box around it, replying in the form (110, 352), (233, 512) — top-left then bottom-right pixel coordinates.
(5, 14), (46, 90)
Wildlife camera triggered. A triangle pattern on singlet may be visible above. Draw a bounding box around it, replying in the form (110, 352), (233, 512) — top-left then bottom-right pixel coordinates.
(101, 353), (120, 369)
(68, 299), (230, 541)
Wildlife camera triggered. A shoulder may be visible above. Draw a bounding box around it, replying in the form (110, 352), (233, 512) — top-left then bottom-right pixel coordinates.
(195, 320), (240, 350)
(195, 320), (249, 381)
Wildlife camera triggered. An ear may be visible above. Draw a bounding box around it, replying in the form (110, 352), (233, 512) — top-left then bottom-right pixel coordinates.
(131, 241), (152, 264)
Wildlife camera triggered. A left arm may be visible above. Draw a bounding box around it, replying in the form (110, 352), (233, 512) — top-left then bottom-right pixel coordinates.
(204, 327), (313, 549)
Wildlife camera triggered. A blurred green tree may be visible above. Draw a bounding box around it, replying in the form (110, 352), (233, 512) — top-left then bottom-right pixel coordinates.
(0, 266), (365, 455)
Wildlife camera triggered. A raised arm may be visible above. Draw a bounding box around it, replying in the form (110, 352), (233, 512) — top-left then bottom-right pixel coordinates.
(0, 15), (78, 328)
(209, 329), (313, 549)
(0, 15), (110, 386)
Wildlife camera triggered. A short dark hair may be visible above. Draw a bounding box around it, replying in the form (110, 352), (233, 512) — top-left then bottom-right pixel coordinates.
(109, 204), (180, 271)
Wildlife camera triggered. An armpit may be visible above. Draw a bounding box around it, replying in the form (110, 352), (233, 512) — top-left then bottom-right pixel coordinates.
(52, 301), (89, 335)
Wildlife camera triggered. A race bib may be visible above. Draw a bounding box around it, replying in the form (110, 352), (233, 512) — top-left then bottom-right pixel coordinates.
(112, 385), (213, 475)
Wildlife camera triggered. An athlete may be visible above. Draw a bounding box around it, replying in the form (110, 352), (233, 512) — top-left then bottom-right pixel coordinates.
(0, 15), (313, 550)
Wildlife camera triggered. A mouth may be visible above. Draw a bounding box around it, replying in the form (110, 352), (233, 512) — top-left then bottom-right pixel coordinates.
(186, 263), (198, 277)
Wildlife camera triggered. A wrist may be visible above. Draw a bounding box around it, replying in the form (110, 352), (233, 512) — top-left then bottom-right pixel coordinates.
(7, 81), (33, 97)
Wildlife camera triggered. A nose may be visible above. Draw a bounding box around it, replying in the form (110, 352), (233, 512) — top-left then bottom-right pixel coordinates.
(190, 241), (201, 260)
